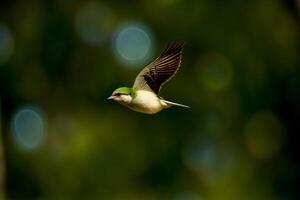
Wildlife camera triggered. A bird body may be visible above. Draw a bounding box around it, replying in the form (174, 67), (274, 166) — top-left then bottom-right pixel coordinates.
(108, 43), (189, 114)
(126, 90), (166, 114)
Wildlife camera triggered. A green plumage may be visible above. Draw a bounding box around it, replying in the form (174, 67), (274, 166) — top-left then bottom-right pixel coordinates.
(113, 87), (137, 98)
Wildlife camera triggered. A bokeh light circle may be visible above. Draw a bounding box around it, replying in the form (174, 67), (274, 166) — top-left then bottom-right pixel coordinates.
(183, 141), (219, 174)
(75, 1), (115, 46)
(183, 137), (233, 181)
(12, 107), (46, 151)
(244, 111), (283, 159)
(197, 53), (233, 91)
(112, 22), (154, 67)
(0, 24), (14, 64)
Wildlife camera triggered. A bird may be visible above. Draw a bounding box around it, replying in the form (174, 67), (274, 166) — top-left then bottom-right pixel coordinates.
(108, 42), (189, 114)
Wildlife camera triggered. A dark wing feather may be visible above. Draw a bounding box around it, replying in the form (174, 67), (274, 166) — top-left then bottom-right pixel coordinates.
(133, 43), (184, 94)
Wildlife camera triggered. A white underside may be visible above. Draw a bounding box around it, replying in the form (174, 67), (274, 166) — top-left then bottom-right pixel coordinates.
(127, 90), (168, 114)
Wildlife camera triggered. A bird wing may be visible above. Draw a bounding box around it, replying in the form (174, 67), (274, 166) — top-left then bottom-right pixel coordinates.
(133, 43), (184, 94)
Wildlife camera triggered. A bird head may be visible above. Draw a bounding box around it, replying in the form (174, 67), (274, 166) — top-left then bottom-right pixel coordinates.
(108, 87), (134, 104)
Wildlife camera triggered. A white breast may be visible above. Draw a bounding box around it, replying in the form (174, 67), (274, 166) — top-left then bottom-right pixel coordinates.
(129, 90), (163, 114)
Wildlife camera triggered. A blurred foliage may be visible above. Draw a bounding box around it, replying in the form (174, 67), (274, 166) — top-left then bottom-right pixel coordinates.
(0, 0), (299, 199)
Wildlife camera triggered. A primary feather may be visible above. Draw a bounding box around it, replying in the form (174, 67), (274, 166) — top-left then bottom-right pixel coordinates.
(133, 43), (184, 94)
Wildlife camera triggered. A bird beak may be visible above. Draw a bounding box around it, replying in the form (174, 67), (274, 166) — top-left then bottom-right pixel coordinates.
(107, 96), (114, 100)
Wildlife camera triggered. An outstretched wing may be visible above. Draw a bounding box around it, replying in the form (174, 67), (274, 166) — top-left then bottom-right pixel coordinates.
(133, 43), (184, 94)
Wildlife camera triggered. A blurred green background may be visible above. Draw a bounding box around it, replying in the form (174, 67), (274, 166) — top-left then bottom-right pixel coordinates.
(0, 0), (299, 199)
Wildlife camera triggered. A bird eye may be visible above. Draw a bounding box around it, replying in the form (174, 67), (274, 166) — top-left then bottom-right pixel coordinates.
(115, 93), (121, 96)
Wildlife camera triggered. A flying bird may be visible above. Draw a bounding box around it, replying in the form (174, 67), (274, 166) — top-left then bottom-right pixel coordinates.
(108, 43), (189, 114)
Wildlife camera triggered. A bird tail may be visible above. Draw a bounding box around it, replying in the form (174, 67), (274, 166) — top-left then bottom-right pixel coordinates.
(161, 99), (190, 108)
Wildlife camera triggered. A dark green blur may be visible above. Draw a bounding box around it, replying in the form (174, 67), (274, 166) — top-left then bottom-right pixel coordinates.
(0, 0), (299, 199)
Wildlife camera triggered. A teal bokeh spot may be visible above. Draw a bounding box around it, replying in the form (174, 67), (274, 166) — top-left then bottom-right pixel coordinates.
(12, 107), (45, 150)
(113, 23), (154, 67)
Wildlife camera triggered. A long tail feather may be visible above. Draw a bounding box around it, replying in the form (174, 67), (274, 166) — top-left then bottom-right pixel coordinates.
(161, 99), (190, 108)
